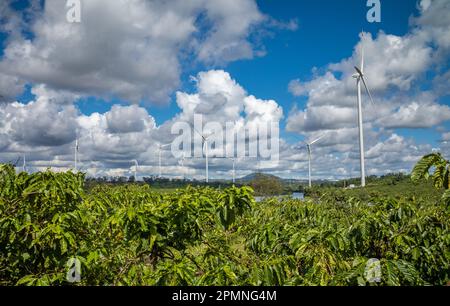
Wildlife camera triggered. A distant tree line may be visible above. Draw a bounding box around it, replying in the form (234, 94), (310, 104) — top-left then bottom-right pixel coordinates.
(84, 176), (239, 191)
(84, 172), (411, 196)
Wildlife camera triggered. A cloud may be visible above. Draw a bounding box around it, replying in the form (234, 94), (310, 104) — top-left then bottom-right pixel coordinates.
(288, 79), (304, 97)
(77, 111), (157, 162)
(2, 98), (78, 147)
(432, 70), (450, 96)
(281, 132), (432, 180)
(1, 0), (189, 103)
(441, 132), (450, 142)
(173, 69), (283, 126)
(412, 0), (450, 51)
(0, 0), (294, 104)
(0, 70), (286, 179)
(194, 0), (264, 64)
(165, 70), (284, 160)
(286, 105), (356, 132)
(244, 95), (283, 124)
(175, 70), (247, 123)
(0, 73), (25, 102)
(377, 100), (450, 129)
(329, 32), (433, 92)
(266, 18), (299, 31)
(365, 134), (432, 173)
(106, 105), (155, 134)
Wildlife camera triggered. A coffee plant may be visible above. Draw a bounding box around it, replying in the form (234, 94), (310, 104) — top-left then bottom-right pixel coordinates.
(0, 157), (449, 286)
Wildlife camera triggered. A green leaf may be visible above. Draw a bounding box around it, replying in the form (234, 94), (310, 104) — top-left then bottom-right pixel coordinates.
(411, 153), (442, 183)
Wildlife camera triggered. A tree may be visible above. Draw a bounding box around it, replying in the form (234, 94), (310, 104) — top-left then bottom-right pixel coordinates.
(411, 152), (450, 204)
(249, 174), (283, 196)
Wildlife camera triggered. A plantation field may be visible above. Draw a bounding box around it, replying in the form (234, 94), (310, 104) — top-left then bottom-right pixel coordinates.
(308, 177), (444, 203)
(1, 164), (449, 286)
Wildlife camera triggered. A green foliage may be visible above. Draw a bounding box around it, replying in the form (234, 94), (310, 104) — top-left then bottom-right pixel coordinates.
(412, 153), (450, 190)
(412, 152), (450, 209)
(0, 164), (84, 285)
(1, 163), (449, 286)
(243, 192), (449, 285)
(249, 173), (284, 196)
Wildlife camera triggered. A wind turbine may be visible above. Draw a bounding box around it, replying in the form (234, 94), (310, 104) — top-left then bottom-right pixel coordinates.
(157, 143), (170, 178)
(194, 128), (214, 183)
(74, 138), (79, 171)
(230, 158), (236, 184)
(226, 157), (238, 184)
(132, 159), (139, 181)
(22, 154), (26, 173)
(304, 135), (325, 188)
(353, 40), (375, 187)
(179, 153), (186, 180)
(215, 156), (237, 184)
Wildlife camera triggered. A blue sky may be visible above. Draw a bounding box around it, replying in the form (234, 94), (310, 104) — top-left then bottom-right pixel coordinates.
(0, 0), (449, 180)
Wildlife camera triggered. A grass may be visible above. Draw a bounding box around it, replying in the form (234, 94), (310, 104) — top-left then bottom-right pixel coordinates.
(306, 175), (444, 204)
(343, 179), (443, 201)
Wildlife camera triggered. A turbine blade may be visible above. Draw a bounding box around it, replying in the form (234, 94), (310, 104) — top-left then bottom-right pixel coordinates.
(309, 134), (325, 145)
(204, 131), (215, 140)
(158, 143), (171, 150)
(361, 76), (375, 106)
(194, 128), (208, 142)
(361, 44), (364, 74)
(354, 66), (364, 77)
(293, 141), (308, 150)
(193, 127), (205, 141)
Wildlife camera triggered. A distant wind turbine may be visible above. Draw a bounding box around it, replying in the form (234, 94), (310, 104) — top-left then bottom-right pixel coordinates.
(305, 135), (325, 188)
(179, 153), (186, 180)
(194, 128), (214, 183)
(22, 154), (26, 173)
(132, 159), (139, 181)
(230, 157), (236, 184)
(215, 156), (237, 184)
(74, 138), (79, 171)
(157, 143), (171, 178)
(352, 39), (375, 187)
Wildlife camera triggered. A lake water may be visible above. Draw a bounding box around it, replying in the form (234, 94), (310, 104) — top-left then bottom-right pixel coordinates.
(292, 192), (304, 200)
(255, 192), (304, 203)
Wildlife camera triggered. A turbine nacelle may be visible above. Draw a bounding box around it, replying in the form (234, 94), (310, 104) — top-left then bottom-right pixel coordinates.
(354, 66), (364, 78)
(354, 66), (375, 106)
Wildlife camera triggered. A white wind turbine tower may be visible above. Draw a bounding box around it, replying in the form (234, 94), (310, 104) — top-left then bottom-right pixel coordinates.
(305, 135), (325, 188)
(157, 143), (171, 178)
(179, 153), (186, 180)
(353, 40), (375, 187)
(194, 128), (214, 183)
(22, 154), (26, 173)
(231, 157), (236, 184)
(74, 138), (79, 171)
(215, 156), (237, 184)
(132, 159), (139, 181)
(225, 157), (237, 184)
